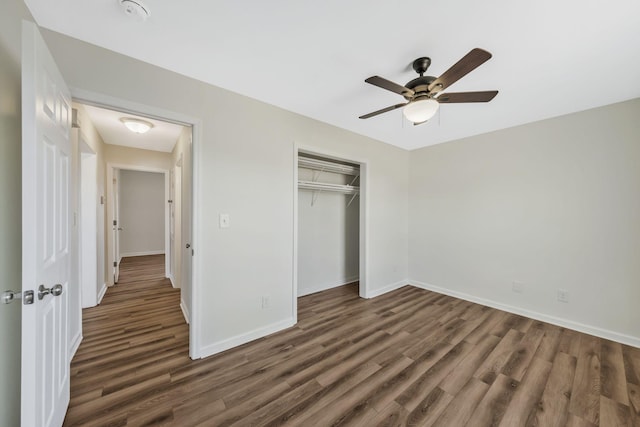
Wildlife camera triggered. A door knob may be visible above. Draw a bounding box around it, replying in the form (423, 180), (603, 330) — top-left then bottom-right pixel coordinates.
(38, 284), (63, 300)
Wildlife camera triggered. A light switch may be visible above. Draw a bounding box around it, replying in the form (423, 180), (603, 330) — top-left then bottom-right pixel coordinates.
(219, 213), (230, 228)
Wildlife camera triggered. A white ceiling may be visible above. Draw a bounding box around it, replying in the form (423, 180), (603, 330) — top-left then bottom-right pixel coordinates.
(81, 104), (184, 153)
(25, 0), (640, 150)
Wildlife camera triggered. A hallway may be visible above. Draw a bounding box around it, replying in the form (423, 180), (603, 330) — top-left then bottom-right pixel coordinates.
(64, 255), (189, 426)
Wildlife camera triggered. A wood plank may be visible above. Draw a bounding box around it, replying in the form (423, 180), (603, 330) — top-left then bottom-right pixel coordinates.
(439, 334), (501, 395)
(599, 395), (631, 426)
(568, 335), (601, 425)
(627, 382), (640, 426)
(500, 322), (545, 381)
(622, 346), (640, 385)
(498, 356), (552, 426)
(395, 341), (474, 411)
(405, 386), (453, 426)
(600, 339), (630, 405)
(368, 401), (410, 427)
(466, 374), (520, 427)
(474, 328), (524, 385)
(529, 351), (577, 427)
(431, 377), (489, 425)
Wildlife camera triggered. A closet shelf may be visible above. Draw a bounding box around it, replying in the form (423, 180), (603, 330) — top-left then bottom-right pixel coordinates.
(298, 180), (360, 195)
(298, 156), (359, 176)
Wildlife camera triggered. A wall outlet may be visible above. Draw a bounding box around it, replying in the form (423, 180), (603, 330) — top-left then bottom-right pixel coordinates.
(557, 289), (570, 303)
(219, 213), (230, 228)
(512, 281), (524, 294)
(261, 295), (270, 309)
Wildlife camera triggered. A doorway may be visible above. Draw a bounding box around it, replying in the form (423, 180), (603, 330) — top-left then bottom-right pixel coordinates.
(73, 97), (198, 357)
(108, 165), (169, 284)
(293, 146), (369, 321)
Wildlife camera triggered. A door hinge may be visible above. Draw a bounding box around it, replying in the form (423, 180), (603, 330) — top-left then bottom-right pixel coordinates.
(113, 220), (117, 226)
(113, 261), (117, 267)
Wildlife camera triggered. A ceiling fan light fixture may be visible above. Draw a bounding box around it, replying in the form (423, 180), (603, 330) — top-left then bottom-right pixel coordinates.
(403, 98), (439, 123)
(120, 117), (154, 134)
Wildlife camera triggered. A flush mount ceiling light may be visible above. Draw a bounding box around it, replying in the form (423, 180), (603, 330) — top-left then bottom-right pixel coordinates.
(119, 0), (151, 21)
(120, 117), (154, 134)
(402, 97), (439, 124)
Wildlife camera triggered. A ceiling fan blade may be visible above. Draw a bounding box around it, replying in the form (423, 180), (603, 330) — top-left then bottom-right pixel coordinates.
(437, 91), (498, 103)
(359, 103), (407, 119)
(365, 76), (415, 97)
(428, 48), (493, 93)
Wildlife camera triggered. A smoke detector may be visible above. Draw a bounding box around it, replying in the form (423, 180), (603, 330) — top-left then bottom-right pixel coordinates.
(119, 0), (151, 21)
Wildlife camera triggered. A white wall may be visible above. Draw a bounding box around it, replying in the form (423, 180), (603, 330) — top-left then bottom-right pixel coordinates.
(409, 98), (640, 346)
(298, 167), (359, 296)
(42, 29), (410, 357)
(118, 170), (165, 257)
(0, 0), (30, 424)
(171, 126), (193, 325)
(74, 104), (107, 301)
(80, 150), (98, 308)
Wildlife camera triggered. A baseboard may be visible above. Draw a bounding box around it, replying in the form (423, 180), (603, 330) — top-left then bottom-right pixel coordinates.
(120, 250), (165, 258)
(97, 282), (107, 304)
(298, 276), (359, 297)
(169, 273), (177, 288)
(198, 318), (295, 359)
(180, 299), (190, 324)
(69, 331), (82, 360)
(364, 279), (409, 299)
(410, 279), (640, 349)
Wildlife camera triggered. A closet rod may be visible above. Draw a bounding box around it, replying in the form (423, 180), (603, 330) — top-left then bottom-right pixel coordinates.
(298, 180), (360, 195)
(298, 156), (359, 176)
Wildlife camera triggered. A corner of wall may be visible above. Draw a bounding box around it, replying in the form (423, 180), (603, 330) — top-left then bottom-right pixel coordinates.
(197, 318), (295, 359)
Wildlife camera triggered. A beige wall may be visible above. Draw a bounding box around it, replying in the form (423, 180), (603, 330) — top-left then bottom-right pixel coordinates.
(105, 143), (173, 171)
(409, 98), (640, 345)
(119, 170), (165, 256)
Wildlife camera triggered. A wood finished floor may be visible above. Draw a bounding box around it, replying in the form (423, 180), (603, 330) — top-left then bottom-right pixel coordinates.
(64, 255), (640, 426)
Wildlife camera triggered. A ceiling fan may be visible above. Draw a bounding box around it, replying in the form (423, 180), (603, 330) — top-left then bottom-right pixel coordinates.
(359, 48), (498, 125)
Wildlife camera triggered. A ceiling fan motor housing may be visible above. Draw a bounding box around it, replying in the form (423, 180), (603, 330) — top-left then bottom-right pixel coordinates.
(404, 75), (437, 100)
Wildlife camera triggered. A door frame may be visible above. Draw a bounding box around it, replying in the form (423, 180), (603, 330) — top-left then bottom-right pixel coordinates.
(73, 88), (202, 359)
(78, 135), (99, 308)
(106, 164), (170, 282)
(292, 144), (369, 323)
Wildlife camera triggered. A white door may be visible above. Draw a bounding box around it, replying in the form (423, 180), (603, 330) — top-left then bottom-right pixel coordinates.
(113, 169), (121, 283)
(169, 168), (175, 280)
(182, 133), (192, 320)
(21, 21), (71, 427)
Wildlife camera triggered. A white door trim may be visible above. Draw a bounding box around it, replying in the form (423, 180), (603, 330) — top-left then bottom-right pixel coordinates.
(292, 143), (369, 324)
(107, 164), (170, 283)
(72, 88), (201, 359)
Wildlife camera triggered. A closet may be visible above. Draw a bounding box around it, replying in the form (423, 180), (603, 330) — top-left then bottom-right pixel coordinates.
(297, 153), (360, 296)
